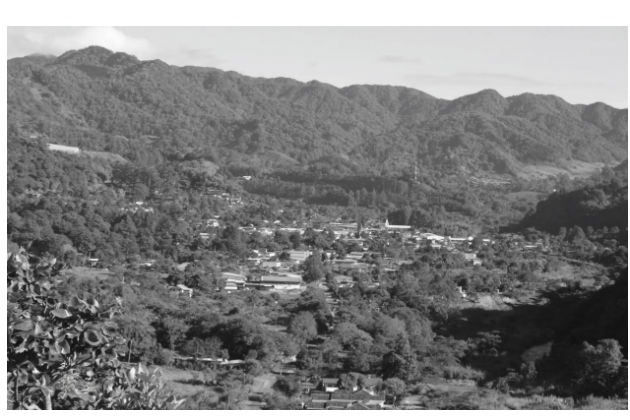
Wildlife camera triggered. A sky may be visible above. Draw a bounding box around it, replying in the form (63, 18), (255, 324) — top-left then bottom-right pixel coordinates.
(7, 26), (628, 108)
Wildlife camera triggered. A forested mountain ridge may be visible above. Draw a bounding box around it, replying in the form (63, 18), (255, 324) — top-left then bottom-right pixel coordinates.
(8, 46), (628, 178)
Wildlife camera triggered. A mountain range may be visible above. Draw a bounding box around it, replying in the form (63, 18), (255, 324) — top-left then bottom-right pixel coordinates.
(7, 46), (628, 179)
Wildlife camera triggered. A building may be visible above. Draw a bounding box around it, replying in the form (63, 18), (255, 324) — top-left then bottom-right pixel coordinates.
(205, 218), (220, 228)
(332, 259), (358, 269)
(333, 275), (354, 288)
(247, 272), (303, 290)
(345, 251), (366, 261)
(449, 236), (474, 246)
(288, 250), (311, 263)
(382, 219), (411, 231)
(330, 390), (385, 407)
(305, 388), (386, 409)
(48, 143), (80, 154)
(261, 261), (283, 270)
(321, 378), (340, 392)
(176, 284), (193, 298)
(462, 252), (482, 266)
(221, 272), (247, 291)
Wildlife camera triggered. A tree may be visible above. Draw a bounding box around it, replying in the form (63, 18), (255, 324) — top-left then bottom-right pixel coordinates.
(288, 311), (318, 342)
(7, 251), (180, 409)
(296, 347), (323, 371)
(273, 377), (300, 397)
(131, 183), (150, 201)
(571, 339), (626, 397)
(338, 373), (358, 391)
(288, 231), (302, 249)
(382, 350), (416, 381)
(303, 250), (325, 283)
(381, 377), (406, 404)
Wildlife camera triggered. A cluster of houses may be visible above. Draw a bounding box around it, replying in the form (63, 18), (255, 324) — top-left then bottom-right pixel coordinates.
(221, 249), (312, 292)
(300, 377), (387, 410)
(180, 215), (550, 301)
(197, 217), (507, 295)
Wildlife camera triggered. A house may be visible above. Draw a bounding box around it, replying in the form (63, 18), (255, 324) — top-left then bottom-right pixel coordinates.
(289, 250), (311, 263)
(300, 380), (319, 394)
(462, 252), (482, 266)
(306, 389), (386, 409)
(261, 261), (283, 270)
(348, 402), (372, 410)
(247, 272), (303, 290)
(139, 259), (156, 268)
(332, 259), (358, 269)
(305, 401), (327, 410)
(222, 272), (247, 291)
(330, 390), (376, 402)
(334, 275), (354, 288)
(419, 232), (445, 242)
(176, 284), (193, 298)
(345, 251), (366, 261)
(205, 218), (220, 228)
(321, 378), (340, 392)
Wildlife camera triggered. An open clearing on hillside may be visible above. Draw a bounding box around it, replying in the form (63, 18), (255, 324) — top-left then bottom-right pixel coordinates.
(518, 160), (607, 180)
(63, 266), (117, 282)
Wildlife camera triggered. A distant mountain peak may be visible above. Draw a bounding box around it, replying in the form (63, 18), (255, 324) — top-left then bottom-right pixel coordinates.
(54, 45), (140, 68)
(442, 88), (508, 115)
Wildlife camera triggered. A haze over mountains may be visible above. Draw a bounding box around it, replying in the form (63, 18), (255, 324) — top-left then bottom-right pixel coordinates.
(8, 46), (628, 179)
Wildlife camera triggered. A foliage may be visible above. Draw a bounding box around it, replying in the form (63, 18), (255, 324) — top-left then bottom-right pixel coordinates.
(7, 251), (181, 409)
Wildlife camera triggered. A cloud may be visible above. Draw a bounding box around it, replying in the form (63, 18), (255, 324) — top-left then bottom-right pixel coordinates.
(380, 55), (423, 64)
(9, 27), (154, 58)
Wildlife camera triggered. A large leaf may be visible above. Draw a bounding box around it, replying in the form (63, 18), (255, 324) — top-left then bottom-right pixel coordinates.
(13, 320), (34, 331)
(51, 308), (72, 319)
(56, 339), (71, 355)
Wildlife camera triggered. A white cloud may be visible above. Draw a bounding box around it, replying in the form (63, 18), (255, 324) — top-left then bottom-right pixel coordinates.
(9, 27), (154, 58)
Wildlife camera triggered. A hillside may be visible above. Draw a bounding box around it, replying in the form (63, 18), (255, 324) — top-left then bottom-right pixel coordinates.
(7, 46), (628, 179)
(510, 161), (628, 234)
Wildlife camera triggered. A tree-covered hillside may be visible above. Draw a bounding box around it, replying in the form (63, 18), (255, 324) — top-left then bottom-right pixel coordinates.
(511, 162), (628, 235)
(8, 46), (628, 178)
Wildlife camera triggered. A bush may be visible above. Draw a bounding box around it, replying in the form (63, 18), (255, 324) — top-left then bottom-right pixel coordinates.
(273, 377), (300, 397)
(7, 251), (181, 409)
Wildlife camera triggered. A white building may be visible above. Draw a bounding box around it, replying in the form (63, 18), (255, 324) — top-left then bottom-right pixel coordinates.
(248, 272), (303, 290)
(383, 219), (411, 231)
(48, 143), (80, 154)
(222, 272), (247, 291)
